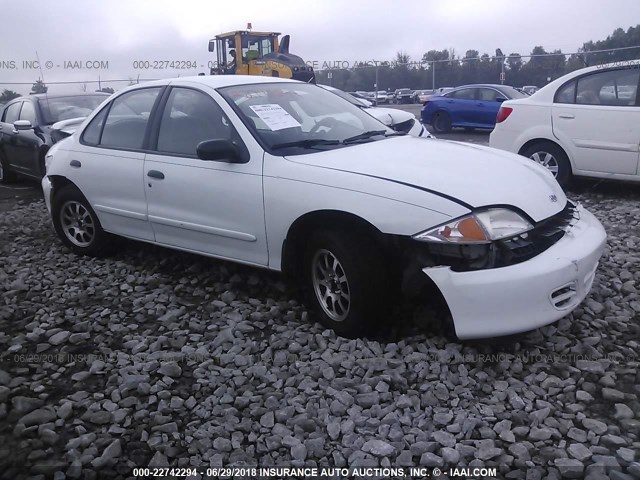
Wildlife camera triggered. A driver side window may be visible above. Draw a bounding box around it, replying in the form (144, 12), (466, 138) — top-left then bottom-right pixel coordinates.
(156, 88), (238, 156)
(19, 101), (37, 124)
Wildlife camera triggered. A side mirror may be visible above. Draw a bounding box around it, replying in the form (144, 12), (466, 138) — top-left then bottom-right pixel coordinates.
(196, 139), (248, 163)
(13, 120), (33, 131)
(208, 40), (216, 52)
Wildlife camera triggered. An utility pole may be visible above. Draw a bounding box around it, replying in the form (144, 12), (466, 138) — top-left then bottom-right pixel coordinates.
(432, 61), (435, 89)
(374, 63), (379, 106)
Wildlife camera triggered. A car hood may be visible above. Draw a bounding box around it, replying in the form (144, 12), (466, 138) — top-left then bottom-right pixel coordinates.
(366, 107), (413, 127)
(286, 136), (566, 222)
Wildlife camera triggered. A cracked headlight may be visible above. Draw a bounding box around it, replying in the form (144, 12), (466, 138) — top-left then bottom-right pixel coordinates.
(413, 208), (534, 244)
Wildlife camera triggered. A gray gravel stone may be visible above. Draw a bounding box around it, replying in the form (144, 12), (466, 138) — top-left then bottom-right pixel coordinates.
(48, 331), (70, 345)
(362, 439), (395, 457)
(567, 443), (592, 462)
(19, 407), (56, 426)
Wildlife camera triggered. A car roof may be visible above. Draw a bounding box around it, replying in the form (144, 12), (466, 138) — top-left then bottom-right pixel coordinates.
(136, 75), (298, 89)
(29, 92), (110, 100)
(452, 84), (510, 89)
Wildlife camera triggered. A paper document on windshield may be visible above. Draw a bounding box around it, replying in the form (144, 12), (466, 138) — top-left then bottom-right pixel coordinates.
(249, 104), (301, 131)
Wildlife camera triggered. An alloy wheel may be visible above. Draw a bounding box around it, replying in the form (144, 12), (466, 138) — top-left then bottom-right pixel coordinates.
(311, 248), (351, 322)
(530, 151), (559, 177)
(60, 200), (95, 247)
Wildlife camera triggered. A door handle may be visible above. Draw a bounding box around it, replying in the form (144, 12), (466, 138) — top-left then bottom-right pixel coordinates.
(69, 160), (81, 168)
(559, 114), (575, 119)
(147, 170), (165, 179)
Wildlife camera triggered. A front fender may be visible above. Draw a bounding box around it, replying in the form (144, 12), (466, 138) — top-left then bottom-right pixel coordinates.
(263, 155), (469, 270)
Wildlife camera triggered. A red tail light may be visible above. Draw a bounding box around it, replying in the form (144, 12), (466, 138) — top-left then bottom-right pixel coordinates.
(496, 106), (513, 123)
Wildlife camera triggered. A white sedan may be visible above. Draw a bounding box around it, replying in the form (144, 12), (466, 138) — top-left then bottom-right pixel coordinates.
(319, 84), (430, 138)
(43, 75), (606, 339)
(490, 60), (640, 186)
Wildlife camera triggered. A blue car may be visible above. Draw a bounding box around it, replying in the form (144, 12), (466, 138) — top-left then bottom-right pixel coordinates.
(420, 84), (526, 133)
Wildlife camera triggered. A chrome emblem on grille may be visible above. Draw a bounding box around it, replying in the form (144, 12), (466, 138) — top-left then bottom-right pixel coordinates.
(549, 194), (558, 203)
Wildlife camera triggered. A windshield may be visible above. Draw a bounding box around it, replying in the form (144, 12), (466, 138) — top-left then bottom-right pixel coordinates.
(219, 83), (392, 154)
(39, 95), (107, 124)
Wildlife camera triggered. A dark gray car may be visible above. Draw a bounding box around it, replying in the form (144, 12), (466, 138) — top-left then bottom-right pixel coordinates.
(0, 93), (108, 183)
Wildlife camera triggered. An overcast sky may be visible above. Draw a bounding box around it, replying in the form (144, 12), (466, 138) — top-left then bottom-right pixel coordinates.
(1, 0), (639, 94)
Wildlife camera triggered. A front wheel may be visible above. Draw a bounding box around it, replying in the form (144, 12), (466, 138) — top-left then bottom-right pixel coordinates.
(521, 142), (572, 187)
(52, 185), (113, 256)
(432, 111), (452, 133)
(304, 230), (387, 338)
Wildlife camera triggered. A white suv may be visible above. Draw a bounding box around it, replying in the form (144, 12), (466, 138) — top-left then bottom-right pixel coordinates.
(43, 76), (606, 339)
(490, 61), (640, 186)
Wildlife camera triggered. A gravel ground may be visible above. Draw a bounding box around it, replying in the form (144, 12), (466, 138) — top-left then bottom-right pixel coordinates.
(0, 184), (639, 480)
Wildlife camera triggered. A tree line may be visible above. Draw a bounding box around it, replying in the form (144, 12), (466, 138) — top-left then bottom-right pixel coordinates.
(317, 24), (640, 92)
(1, 24), (639, 104)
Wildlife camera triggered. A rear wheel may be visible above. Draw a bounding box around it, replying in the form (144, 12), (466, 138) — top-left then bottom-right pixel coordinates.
(432, 111), (452, 133)
(521, 141), (572, 187)
(0, 153), (17, 184)
(52, 185), (113, 256)
(304, 229), (388, 338)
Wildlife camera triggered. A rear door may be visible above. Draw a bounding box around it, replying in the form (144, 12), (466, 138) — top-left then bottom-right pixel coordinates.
(65, 87), (162, 241)
(552, 66), (640, 176)
(475, 88), (506, 128)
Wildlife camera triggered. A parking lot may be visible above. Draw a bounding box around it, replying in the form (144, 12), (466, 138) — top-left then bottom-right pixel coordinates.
(1, 107), (639, 478)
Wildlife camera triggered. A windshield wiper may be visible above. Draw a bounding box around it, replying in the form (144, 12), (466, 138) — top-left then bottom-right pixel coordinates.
(385, 131), (408, 137)
(271, 139), (341, 150)
(342, 130), (387, 144)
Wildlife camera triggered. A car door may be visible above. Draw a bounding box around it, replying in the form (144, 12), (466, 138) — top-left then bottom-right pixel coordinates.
(66, 87), (162, 241)
(442, 88), (476, 126)
(475, 88), (505, 128)
(552, 66), (640, 176)
(12, 99), (45, 177)
(144, 86), (268, 266)
(0, 101), (24, 172)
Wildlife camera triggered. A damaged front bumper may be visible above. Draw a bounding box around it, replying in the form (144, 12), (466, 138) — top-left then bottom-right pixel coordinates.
(422, 204), (606, 339)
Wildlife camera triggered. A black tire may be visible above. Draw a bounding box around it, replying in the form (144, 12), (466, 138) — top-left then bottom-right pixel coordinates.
(0, 152), (17, 184)
(304, 229), (388, 338)
(521, 141), (572, 187)
(432, 111), (452, 133)
(52, 185), (113, 257)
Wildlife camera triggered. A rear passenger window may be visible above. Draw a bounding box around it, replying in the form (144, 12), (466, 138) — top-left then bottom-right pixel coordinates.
(477, 89), (500, 101)
(555, 81), (576, 104)
(448, 89), (475, 100)
(155, 88), (237, 156)
(99, 88), (161, 150)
